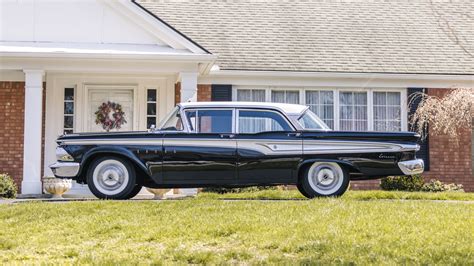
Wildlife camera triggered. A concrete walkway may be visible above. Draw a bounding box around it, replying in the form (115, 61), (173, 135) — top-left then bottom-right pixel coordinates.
(0, 193), (193, 204)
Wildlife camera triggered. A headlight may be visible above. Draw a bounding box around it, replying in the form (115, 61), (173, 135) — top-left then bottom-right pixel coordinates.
(56, 147), (74, 162)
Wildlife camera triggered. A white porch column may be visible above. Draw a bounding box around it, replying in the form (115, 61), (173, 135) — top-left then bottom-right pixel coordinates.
(179, 72), (198, 102)
(178, 71), (198, 196)
(21, 70), (45, 194)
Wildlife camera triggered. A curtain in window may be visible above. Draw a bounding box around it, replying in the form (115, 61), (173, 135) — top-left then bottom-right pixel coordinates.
(339, 91), (368, 131)
(237, 89), (265, 102)
(306, 91), (334, 129)
(373, 92), (401, 131)
(271, 90), (299, 104)
(237, 89), (266, 131)
(239, 110), (291, 133)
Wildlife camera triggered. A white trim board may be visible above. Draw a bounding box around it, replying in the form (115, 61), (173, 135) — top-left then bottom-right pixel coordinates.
(200, 70), (474, 89)
(105, 0), (209, 54)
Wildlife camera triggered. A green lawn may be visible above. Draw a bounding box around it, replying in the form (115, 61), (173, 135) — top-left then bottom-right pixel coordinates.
(199, 189), (474, 201)
(0, 192), (473, 264)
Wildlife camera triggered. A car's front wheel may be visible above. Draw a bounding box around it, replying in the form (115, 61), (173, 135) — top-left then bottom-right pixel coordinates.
(300, 162), (349, 198)
(87, 156), (140, 199)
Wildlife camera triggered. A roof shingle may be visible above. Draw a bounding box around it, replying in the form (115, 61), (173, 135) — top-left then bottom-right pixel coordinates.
(138, 0), (474, 74)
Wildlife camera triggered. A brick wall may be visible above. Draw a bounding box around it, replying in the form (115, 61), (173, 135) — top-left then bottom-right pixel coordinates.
(174, 83), (212, 104)
(0, 82), (25, 190)
(197, 84), (211, 102)
(422, 88), (473, 192)
(174, 82), (181, 105)
(350, 180), (380, 190)
(0, 81), (46, 192)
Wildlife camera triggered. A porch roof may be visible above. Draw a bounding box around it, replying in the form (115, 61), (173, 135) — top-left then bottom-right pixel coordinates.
(137, 0), (474, 75)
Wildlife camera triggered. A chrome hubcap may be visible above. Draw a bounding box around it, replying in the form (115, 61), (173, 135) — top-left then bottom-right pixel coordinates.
(316, 168), (336, 186)
(308, 162), (344, 195)
(93, 159), (129, 195)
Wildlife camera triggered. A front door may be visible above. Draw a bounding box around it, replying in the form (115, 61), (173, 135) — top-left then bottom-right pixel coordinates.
(161, 109), (237, 185)
(87, 87), (134, 132)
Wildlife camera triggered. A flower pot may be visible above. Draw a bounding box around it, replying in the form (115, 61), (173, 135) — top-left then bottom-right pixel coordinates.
(146, 188), (170, 200)
(43, 177), (72, 198)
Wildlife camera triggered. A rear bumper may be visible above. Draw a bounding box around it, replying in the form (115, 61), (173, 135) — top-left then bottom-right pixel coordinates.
(398, 159), (424, 175)
(50, 162), (80, 178)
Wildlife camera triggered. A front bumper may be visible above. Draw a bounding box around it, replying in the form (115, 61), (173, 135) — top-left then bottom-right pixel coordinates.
(398, 159), (424, 175)
(50, 162), (80, 178)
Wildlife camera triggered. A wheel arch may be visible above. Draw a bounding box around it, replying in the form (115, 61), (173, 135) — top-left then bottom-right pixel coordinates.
(297, 159), (359, 183)
(77, 147), (150, 183)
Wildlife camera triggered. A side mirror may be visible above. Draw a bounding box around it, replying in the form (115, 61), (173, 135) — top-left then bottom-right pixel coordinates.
(149, 124), (156, 132)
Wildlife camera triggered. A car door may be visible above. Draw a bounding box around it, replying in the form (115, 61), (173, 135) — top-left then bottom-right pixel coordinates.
(235, 109), (303, 184)
(161, 108), (237, 185)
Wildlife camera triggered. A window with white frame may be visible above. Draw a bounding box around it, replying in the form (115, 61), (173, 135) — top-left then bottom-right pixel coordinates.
(63, 88), (75, 134)
(339, 91), (368, 131)
(234, 87), (405, 132)
(373, 91), (402, 131)
(271, 90), (299, 104)
(236, 89), (265, 102)
(146, 89), (157, 129)
(305, 90), (334, 129)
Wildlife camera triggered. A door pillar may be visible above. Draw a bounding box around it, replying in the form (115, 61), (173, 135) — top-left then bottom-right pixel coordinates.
(21, 70), (45, 194)
(177, 71), (198, 196)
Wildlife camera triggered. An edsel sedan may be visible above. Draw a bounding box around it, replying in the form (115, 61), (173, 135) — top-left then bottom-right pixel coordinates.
(50, 102), (424, 199)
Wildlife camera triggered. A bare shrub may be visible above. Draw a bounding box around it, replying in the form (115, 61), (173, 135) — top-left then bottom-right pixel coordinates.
(409, 88), (474, 142)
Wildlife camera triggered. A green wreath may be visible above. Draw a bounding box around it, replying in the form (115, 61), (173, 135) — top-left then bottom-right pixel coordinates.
(94, 101), (127, 132)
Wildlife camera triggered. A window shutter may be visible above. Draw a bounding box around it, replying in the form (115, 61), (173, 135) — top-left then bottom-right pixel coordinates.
(407, 88), (430, 171)
(211, 85), (232, 101)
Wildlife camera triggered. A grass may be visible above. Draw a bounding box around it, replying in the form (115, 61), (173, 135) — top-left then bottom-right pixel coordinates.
(198, 189), (474, 201)
(0, 191), (473, 264)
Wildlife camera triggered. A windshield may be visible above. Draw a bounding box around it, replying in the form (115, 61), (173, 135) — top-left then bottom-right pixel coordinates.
(158, 106), (184, 131)
(297, 109), (330, 130)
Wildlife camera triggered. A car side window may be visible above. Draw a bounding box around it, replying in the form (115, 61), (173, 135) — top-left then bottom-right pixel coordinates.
(185, 109), (233, 133)
(238, 110), (293, 133)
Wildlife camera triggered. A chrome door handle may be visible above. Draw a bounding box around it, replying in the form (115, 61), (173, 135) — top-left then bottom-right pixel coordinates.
(287, 132), (301, 137)
(220, 134), (235, 139)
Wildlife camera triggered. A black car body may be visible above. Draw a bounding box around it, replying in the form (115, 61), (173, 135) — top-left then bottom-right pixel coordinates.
(50, 102), (424, 199)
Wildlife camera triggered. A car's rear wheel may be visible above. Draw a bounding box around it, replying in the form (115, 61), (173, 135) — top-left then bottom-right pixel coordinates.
(300, 162), (349, 198)
(87, 156), (140, 199)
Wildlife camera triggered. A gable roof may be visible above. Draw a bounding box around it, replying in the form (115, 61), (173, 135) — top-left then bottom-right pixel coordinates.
(137, 0), (473, 75)
(0, 0), (212, 58)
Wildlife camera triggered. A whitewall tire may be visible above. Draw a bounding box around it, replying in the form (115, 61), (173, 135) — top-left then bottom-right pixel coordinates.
(87, 156), (140, 199)
(300, 162), (349, 198)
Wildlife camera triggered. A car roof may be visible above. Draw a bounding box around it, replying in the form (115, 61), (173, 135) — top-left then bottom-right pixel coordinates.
(178, 101), (308, 115)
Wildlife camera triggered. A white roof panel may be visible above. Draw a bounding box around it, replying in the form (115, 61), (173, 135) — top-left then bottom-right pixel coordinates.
(179, 101), (308, 115)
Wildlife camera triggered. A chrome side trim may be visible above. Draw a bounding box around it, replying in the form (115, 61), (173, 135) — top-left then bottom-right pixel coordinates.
(50, 162), (80, 178)
(303, 140), (419, 154)
(398, 159), (424, 175)
(59, 138), (163, 145)
(163, 139), (236, 149)
(238, 139), (302, 155)
(59, 138), (418, 155)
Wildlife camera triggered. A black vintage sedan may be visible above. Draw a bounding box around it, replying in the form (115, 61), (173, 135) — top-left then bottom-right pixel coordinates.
(50, 102), (424, 199)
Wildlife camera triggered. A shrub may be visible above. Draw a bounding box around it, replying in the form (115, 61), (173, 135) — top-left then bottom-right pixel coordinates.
(421, 179), (464, 192)
(380, 175), (424, 191)
(0, 173), (17, 199)
(201, 186), (276, 194)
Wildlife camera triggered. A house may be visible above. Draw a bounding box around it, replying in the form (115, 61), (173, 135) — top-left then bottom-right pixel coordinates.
(0, 0), (472, 195)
